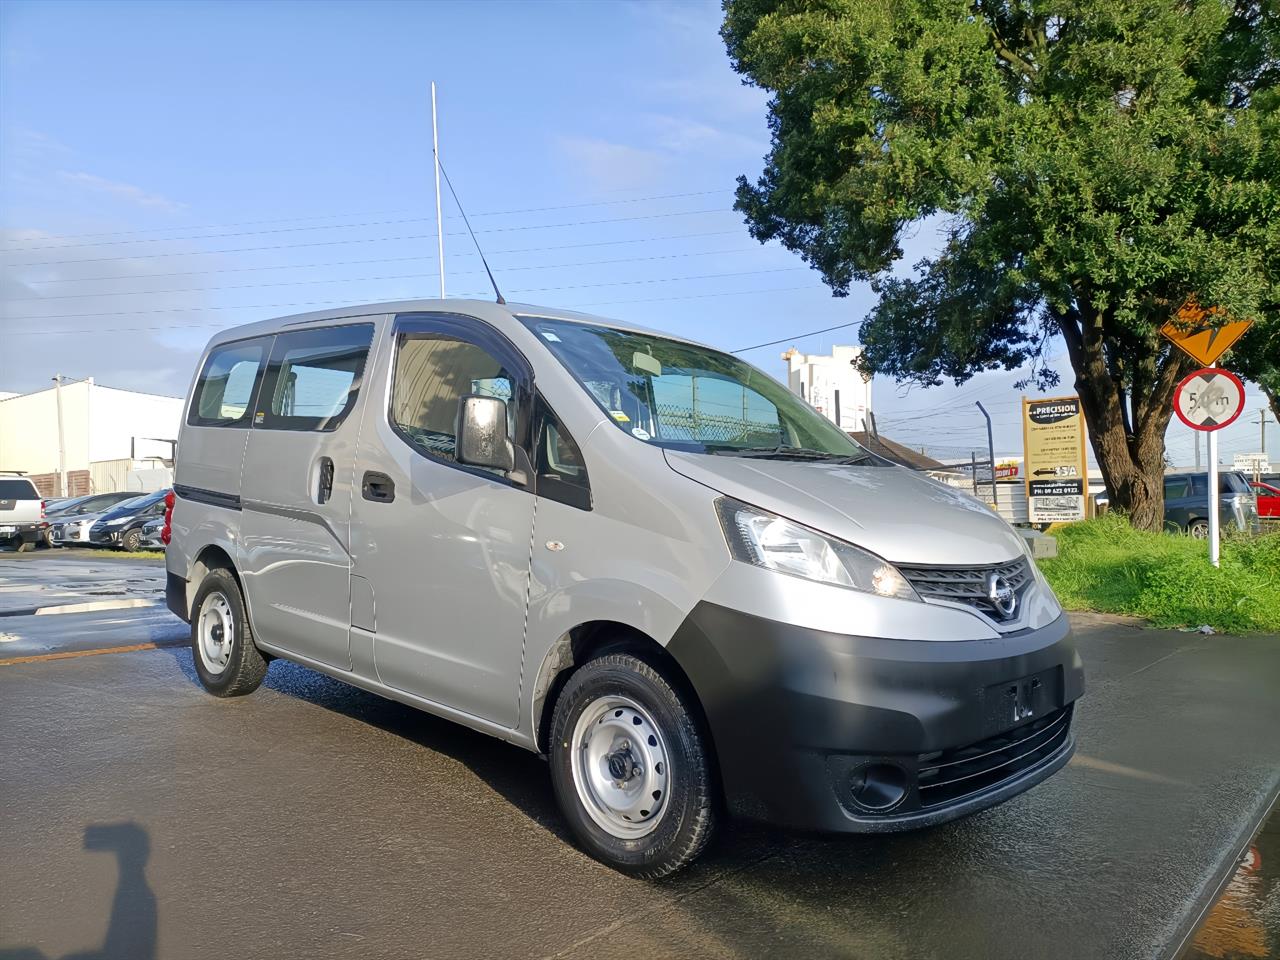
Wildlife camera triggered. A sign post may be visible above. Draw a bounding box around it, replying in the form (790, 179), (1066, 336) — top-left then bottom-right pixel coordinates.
(1173, 368), (1246, 567)
(1022, 396), (1089, 524)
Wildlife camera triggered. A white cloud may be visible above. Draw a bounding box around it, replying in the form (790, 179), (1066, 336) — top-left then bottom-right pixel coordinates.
(57, 170), (186, 213)
(555, 136), (672, 192)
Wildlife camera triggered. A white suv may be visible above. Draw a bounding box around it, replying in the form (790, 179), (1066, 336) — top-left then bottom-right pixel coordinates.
(0, 473), (45, 552)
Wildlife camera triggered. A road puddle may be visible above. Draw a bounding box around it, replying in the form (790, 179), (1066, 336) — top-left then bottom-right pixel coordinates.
(1180, 800), (1280, 959)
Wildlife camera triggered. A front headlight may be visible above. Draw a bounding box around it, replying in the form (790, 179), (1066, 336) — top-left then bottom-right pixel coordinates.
(105, 517), (130, 526)
(715, 498), (918, 601)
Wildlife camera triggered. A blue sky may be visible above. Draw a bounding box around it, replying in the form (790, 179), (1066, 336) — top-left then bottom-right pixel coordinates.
(0, 0), (1272, 468)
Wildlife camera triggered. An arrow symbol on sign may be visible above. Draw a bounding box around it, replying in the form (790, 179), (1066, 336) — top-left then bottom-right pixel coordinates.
(1033, 468), (1059, 476)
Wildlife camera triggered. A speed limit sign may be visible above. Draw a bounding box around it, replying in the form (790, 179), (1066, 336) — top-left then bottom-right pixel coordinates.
(1173, 368), (1245, 432)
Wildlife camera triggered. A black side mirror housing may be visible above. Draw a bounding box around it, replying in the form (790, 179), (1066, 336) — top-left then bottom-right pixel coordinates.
(456, 395), (515, 475)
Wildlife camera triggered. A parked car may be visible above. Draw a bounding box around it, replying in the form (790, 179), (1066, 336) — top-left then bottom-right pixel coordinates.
(89, 489), (169, 551)
(138, 516), (166, 550)
(1251, 480), (1280, 520)
(50, 496), (146, 547)
(1163, 471), (1261, 536)
(0, 472), (45, 552)
(166, 300), (1084, 877)
(44, 492), (143, 545)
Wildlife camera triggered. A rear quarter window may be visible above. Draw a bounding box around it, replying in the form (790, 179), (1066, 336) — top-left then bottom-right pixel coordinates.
(0, 479), (39, 499)
(188, 338), (271, 427)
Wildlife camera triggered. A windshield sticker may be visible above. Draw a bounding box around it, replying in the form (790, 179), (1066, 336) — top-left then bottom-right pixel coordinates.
(610, 410), (631, 422)
(540, 330), (562, 342)
(631, 427), (651, 441)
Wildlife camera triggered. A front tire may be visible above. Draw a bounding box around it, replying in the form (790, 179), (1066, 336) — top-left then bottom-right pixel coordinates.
(190, 568), (268, 697)
(549, 652), (717, 878)
(1188, 519), (1209, 538)
(120, 528), (142, 552)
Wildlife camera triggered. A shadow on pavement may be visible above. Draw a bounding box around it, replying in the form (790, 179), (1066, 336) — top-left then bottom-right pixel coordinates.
(0, 822), (157, 960)
(164, 644), (575, 843)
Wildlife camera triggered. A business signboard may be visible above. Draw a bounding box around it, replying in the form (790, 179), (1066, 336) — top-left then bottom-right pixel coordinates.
(1022, 396), (1089, 524)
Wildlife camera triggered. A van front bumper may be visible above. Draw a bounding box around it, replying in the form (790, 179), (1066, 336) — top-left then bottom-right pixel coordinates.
(667, 604), (1084, 832)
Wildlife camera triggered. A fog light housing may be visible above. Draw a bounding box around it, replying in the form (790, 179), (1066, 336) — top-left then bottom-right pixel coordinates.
(849, 762), (909, 812)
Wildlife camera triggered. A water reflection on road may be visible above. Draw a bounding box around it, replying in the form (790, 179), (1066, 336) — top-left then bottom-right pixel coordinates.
(1181, 801), (1280, 960)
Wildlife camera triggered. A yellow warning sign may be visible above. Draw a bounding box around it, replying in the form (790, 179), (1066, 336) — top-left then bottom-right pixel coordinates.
(1160, 301), (1253, 367)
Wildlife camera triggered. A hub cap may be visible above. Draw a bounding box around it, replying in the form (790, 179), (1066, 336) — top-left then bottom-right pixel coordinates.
(570, 695), (671, 839)
(197, 591), (234, 674)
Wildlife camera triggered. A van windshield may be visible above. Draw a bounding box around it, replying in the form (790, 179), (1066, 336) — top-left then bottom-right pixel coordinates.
(520, 316), (872, 461)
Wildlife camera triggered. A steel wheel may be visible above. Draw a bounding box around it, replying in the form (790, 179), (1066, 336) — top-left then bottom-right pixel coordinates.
(570, 694), (671, 839)
(197, 591), (235, 675)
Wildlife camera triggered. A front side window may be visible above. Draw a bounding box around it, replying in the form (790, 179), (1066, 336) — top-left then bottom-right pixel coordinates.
(256, 324), (373, 432)
(533, 395), (590, 510)
(518, 316), (874, 462)
(189, 338), (269, 427)
(390, 333), (518, 471)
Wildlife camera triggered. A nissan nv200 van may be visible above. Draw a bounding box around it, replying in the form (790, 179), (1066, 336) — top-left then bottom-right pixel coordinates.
(167, 300), (1084, 877)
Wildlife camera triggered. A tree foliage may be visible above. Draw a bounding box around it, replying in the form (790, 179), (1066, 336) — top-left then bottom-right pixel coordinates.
(724, 0), (1279, 528)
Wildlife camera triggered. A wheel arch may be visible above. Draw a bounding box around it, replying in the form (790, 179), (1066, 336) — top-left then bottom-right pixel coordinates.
(187, 543), (244, 621)
(531, 620), (716, 767)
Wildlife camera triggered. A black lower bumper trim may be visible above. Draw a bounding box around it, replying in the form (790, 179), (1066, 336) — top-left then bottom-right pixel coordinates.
(166, 571), (189, 623)
(666, 602), (1085, 832)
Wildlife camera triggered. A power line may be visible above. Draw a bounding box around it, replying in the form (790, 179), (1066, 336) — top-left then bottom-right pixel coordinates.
(4, 207), (736, 268)
(731, 319), (860, 353)
(0, 188), (730, 245)
(2, 267), (810, 323)
(5, 247), (764, 302)
(20, 229), (746, 285)
(2, 282), (828, 336)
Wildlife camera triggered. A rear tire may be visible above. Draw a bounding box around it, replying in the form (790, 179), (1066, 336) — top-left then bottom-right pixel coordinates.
(15, 538), (34, 553)
(549, 652), (717, 878)
(190, 568), (268, 697)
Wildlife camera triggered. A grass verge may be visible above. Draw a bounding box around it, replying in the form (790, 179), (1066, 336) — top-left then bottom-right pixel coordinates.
(1037, 514), (1280, 633)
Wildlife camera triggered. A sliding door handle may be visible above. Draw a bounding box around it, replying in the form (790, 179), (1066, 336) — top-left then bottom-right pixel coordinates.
(361, 471), (395, 503)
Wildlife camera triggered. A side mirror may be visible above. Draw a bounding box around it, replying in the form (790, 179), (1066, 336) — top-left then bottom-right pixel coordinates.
(456, 394), (515, 474)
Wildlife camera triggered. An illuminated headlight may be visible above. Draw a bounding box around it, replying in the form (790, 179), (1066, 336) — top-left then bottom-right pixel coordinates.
(715, 498), (918, 600)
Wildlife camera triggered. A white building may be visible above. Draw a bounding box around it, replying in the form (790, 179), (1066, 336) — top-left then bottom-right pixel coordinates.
(783, 345), (873, 431)
(0, 379), (182, 497)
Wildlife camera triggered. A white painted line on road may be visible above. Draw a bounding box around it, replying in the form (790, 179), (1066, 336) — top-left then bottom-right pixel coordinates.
(33, 598), (158, 616)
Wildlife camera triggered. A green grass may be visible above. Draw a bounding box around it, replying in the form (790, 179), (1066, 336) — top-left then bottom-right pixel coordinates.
(1037, 514), (1280, 634)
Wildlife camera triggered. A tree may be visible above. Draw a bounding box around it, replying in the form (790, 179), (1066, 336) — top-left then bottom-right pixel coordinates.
(723, 0), (1279, 529)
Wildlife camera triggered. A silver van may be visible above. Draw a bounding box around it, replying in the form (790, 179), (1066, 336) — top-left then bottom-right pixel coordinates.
(167, 299), (1083, 877)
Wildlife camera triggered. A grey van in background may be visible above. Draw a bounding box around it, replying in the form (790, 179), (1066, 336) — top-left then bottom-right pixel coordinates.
(166, 300), (1084, 877)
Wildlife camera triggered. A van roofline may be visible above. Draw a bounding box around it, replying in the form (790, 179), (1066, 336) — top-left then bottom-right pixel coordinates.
(201, 299), (714, 350)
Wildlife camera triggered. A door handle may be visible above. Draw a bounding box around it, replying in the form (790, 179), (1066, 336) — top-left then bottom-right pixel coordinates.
(317, 457), (334, 505)
(362, 471), (395, 503)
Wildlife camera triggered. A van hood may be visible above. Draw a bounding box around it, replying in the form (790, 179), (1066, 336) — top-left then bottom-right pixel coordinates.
(664, 451), (1025, 566)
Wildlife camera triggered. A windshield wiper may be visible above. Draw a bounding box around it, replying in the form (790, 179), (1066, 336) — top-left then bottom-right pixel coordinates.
(708, 445), (863, 462)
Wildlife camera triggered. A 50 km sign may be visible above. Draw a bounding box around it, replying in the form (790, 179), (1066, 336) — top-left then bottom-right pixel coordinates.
(1173, 368), (1246, 570)
(1173, 368), (1246, 432)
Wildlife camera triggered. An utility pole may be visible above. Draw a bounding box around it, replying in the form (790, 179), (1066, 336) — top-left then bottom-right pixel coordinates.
(1258, 407), (1268, 458)
(976, 401), (997, 506)
(53, 374), (67, 497)
(432, 81), (445, 299)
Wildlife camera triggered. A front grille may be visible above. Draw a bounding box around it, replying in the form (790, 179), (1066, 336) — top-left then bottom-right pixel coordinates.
(896, 557), (1032, 618)
(916, 704), (1073, 808)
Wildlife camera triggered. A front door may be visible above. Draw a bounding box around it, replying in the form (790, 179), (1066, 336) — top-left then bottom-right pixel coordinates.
(239, 321), (377, 670)
(350, 314), (535, 727)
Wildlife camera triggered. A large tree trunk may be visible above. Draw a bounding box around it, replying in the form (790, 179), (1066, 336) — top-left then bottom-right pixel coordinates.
(1266, 387), (1280, 429)
(1057, 308), (1192, 532)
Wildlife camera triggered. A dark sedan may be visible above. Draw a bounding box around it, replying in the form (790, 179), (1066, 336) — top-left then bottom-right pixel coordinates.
(88, 489), (170, 551)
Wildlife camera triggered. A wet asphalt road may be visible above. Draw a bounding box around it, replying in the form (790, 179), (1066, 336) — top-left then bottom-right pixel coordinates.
(0, 552), (1277, 960)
